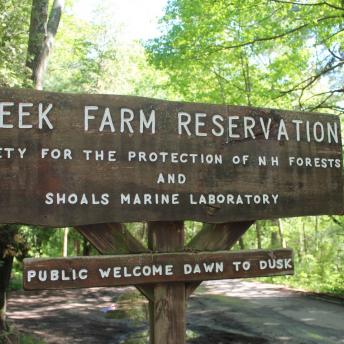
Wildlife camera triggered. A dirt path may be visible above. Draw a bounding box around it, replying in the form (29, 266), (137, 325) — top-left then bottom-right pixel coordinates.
(7, 280), (344, 344)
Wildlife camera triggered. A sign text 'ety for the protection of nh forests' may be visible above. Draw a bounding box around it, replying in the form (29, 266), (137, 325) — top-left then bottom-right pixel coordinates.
(0, 87), (342, 226)
(23, 249), (293, 290)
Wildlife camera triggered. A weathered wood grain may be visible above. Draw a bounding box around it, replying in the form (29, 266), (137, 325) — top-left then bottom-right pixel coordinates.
(0, 87), (342, 226)
(187, 222), (254, 251)
(76, 224), (154, 301)
(23, 248), (293, 290)
(76, 224), (147, 254)
(186, 221), (254, 297)
(148, 222), (185, 344)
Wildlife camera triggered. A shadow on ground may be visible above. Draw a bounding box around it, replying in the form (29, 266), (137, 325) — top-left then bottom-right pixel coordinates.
(6, 280), (344, 344)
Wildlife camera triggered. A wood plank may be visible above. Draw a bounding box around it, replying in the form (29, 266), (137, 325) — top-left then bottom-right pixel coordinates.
(148, 222), (185, 344)
(187, 221), (254, 251)
(0, 87), (342, 226)
(76, 224), (148, 254)
(186, 221), (253, 296)
(23, 248), (294, 290)
(76, 224), (154, 301)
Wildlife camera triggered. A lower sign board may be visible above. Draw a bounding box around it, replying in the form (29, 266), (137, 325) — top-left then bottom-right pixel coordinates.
(24, 249), (293, 290)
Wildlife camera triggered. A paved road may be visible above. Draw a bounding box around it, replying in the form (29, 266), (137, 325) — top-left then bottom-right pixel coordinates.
(7, 280), (344, 343)
(190, 281), (344, 344)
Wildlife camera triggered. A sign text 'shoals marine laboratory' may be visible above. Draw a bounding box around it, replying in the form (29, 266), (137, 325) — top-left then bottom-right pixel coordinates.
(0, 87), (342, 227)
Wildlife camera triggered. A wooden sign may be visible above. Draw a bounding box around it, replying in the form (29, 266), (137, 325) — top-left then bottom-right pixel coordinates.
(23, 249), (293, 290)
(0, 87), (342, 226)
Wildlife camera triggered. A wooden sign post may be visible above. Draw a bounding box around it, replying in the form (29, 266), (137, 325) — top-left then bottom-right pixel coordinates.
(0, 87), (343, 343)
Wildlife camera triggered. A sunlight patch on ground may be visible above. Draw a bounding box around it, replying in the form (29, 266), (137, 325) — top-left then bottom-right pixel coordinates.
(198, 280), (298, 299)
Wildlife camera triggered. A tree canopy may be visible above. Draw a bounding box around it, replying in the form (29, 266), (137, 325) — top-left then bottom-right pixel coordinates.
(146, 0), (343, 113)
(0, 0), (32, 87)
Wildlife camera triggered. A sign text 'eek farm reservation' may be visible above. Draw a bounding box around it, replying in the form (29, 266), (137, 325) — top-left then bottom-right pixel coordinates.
(0, 87), (342, 226)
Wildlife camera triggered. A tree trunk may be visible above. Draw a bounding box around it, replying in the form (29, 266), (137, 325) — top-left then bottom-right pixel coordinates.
(63, 227), (69, 257)
(239, 237), (245, 250)
(28, 0), (65, 90)
(256, 222), (262, 249)
(74, 237), (81, 256)
(315, 216), (319, 251)
(26, 0), (49, 79)
(271, 231), (279, 248)
(298, 221), (305, 260)
(83, 237), (91, 256)
(0, 256), (14, 332)
(302, 222), (307, 255)
(277, 219), (286, 248)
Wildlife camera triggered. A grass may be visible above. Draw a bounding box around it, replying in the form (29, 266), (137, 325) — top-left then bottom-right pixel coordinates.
(257, 274), (344, 298)
(0, 327), (45, 344)
(8, 271), (22, 292)
(18, 333), (45, 344)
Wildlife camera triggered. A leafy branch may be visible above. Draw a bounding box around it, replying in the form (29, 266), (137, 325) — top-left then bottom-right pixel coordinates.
(213, 15), (342, 52)
(269, 0), (344, 11)
(275, 60), (343, 97)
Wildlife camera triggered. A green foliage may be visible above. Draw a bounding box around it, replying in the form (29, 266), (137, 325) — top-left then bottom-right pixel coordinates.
(146, 0), (344, 113)
(0, 226), (28, 259)
(240, 216), (344, 295)
(20, 226), (63, 257)
(44, 10), (175, 100)
(184, 221), (203, 243)
(0, 326), (46, 344)
(18, 227), (89, 258)
(8, 268), (22, 291)
(18, 334), (46, 344)
(0, 0), (32, 87)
